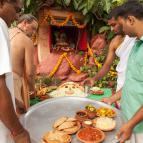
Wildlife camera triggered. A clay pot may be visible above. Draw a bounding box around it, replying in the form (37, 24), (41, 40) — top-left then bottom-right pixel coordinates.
(82, 120), (93, 128)
(76, 127), (105, 143)
(86, 110), (96, 119)
(75, 110), (88, 123)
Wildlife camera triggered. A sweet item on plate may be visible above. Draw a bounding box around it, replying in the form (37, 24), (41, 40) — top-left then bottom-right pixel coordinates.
(89, 87), (104, 95)
(53, 116), (68, 128)
(43, 130), (71, 143)
(57, 121), (76, 130)
(53, 117), (81, 135)
(63, 122), (81, 134)
(93, 117), (116, 131)
(66, 117), (77, 122)
(96, 107), (116, 118)
(49, 82), (86, 97)
(77, 127), (105, 143)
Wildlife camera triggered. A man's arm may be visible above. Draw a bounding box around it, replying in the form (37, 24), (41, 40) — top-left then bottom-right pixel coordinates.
(24, 38), (35, 92)
(128, 106), (143, 127)
(94, 35), (123, 80)
(82, 35), (124, 86)
(0, 74), (31, 142)
(0, 74), (24, 134)
(117, 106), (143, 143)
(101, 88), (122, 104)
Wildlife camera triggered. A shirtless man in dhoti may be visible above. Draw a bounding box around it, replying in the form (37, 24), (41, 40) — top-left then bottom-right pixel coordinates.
(9, 14), (38, 114)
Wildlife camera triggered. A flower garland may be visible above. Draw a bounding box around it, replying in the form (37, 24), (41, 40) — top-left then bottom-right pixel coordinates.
(87, 44), (102, 68)
(48, 46), (116, 77)
(84, 52), (88, 66)
(71, 16), (86, 29)
(64, 53), (81, 74)
(49, 53), (65, 77)
(49, 52), (81, 77)
(87, 44), (117, 75)
(40, 12), (86, 29)
(48, 12), (72, 27)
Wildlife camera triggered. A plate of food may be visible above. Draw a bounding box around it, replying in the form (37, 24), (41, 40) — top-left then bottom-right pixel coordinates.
(21, 97), (123, 143)
(96, 107), (116, 118)
(53, 116), (81, 135)
(93, 117), (116, 131)
(89, 87), (104, 95)
(42, 116), (81, 143)
(49, 82), (87, 98)
(76, 127), (105, 143)
(42, 130), (71, 143)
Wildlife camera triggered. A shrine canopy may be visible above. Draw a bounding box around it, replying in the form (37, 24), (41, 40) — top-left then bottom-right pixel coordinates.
(38, 8), (88, 53)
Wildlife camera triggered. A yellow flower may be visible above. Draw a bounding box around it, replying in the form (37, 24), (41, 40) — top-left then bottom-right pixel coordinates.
(49, 52), (81, 77)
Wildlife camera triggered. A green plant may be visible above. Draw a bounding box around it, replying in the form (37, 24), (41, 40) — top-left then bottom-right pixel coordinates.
(23, 0), (40, 15)
(35, 76), (61, 86)
(80, 50), (118, 89)
(23, 0), (128, 35)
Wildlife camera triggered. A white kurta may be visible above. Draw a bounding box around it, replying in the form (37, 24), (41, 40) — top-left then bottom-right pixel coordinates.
(0, 18), (15, 143)
(115, 35), (136, 91)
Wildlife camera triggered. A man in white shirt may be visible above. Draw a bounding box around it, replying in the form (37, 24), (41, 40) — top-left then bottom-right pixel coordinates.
(0, 0), (31, 143)
(83, 18), (136, 91)
(82, 17), (136, 105)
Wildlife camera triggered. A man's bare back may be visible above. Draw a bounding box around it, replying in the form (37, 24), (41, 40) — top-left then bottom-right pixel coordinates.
(9, 26), (35, 112)
(9, 27), (34, 77)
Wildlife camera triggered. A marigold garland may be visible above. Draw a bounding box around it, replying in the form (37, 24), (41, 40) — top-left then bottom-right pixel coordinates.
(48, 47), (116, 77)
(49, 53), (65, 77)
(87, 44), (102, 68)
(84, 52), (88, 66)
(71, 15), (86, 29)
(64, 54), (81, 74)
(48, 12), (72, 27)
(40, 12), (86, 29)
(87, 43), (117, 76)
(49, 52), (81, 77)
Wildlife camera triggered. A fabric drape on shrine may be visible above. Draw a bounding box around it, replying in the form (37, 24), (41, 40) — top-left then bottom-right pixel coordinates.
(78, 29), (87, 51)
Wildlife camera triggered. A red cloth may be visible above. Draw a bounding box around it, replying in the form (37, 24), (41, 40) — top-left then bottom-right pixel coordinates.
(34, 46), (39, 66)
(78, 29), (87, 51)
(48, 25), (52, 52)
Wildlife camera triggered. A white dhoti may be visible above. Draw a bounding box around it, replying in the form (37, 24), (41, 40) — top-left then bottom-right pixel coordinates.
(0, 121), (14, 143)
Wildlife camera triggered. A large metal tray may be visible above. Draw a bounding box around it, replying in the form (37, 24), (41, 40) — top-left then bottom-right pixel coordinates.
(21, 97), (123, 143)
